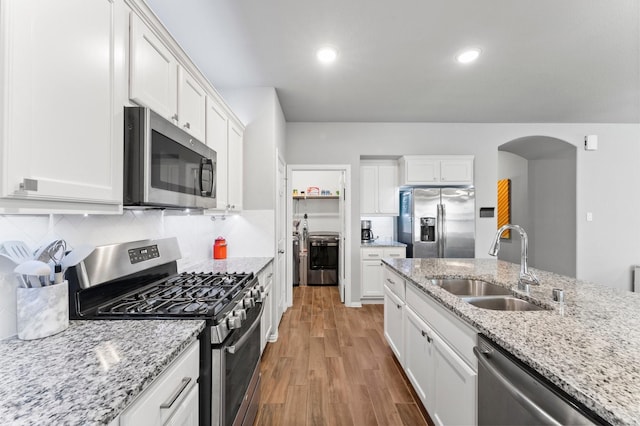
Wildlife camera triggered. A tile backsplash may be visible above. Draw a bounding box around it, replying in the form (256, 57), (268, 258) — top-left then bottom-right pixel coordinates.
(0, 209), (275, 339)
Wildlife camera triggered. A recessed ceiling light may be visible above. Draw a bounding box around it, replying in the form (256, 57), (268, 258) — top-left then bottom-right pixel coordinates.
(317, 46), (338, 64)
(456, 48), (481, 64)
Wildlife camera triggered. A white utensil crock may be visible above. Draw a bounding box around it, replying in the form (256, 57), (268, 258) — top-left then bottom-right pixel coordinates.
(16, 280), (69, 340)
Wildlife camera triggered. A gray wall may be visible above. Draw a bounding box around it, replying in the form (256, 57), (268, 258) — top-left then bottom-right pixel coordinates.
(529, 153), (577, 276)
(497, 151), (530, 265)
(286, 122), (640, 302)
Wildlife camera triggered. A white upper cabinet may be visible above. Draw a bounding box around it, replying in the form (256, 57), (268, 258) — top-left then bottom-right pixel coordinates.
(206, 97), (229, 209)
(399, 155), (474, 186)
(360, 161), (399, 215)
(130, 12), (207, 141)
(129, 12), (178, 122)
(0, 0), (126, 213)
(177, 66), (206, 141)
(227, 123), (244, 211)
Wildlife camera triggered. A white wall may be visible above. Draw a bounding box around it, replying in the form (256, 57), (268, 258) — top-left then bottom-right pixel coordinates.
(286, 122), (640, 301)
(0, 210), (274, 339)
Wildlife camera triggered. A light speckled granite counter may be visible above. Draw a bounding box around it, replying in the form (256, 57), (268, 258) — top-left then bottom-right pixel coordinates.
(179, 257), (273, 275)
(361, 240), (407, 248)
(383, 258), (640, 425)
(0, 320), (204, 425)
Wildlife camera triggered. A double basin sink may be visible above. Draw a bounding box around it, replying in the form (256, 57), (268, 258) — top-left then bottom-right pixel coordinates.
(432, 279), (549, 312)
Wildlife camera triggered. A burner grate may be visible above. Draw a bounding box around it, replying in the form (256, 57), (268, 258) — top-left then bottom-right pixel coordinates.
(95, 272), (253, 318)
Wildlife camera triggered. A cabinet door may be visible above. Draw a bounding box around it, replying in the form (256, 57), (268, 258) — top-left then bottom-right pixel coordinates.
(206, 97), (229, 209)
(405, 158), (439, 184)
(261, 284), (273, 353)
(227, 123), (243, 210)
(130, 12), (177, 121)
(164, 383), (199, 426)
(431, 332), (477, 426)
(177, 66), (206, 141)
(360, 165), (377, 214)
(377, 165), (398, 214)
(383, 285), (404, 364)
(1, 0), (122, 209)
(440, 158), (473, 184)
(404, 307), (435, 412)
(361, 260), (383, 297)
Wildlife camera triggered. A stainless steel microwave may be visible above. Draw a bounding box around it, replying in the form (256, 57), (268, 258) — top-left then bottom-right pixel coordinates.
(124, 106), (216, 209)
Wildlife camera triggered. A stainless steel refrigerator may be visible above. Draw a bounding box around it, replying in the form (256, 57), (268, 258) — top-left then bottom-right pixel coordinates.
(398, 187), (475, 258)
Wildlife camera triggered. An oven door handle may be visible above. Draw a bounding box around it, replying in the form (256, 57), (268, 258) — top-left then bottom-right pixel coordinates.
(225, 302), (264, 354)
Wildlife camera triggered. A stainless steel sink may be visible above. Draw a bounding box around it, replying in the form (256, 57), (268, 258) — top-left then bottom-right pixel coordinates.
(432, 279), (512, 297)
(461, 296), (549, 311)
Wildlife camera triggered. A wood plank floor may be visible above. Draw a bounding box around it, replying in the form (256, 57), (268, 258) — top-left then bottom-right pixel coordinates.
(254, 285), (433, 426)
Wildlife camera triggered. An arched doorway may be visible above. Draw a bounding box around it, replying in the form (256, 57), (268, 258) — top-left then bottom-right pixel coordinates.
(498, 136), (577, 277)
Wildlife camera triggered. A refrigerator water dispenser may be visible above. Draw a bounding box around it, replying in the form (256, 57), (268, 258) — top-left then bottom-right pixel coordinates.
(420, 217), (436, 242)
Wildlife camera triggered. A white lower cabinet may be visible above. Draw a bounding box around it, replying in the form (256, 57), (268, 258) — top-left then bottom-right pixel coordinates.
(383, 265), (478, 425)
(404, 307), (435, 411)
(119, 340), (200, 426)
(383, 284), (405, 364)
(259, 262), (274, 353)
(431, 330), (477, 426)
(361, 247), (406, 298)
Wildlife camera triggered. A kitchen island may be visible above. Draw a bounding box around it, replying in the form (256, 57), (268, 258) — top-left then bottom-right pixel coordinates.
(0, 319), (204, 425)
(383, 258), (640, 425)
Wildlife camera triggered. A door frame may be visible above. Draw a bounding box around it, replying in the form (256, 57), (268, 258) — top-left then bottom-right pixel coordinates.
(286, 164), (352, 307)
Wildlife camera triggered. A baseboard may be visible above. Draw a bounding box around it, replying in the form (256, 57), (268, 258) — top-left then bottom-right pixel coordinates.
(346, 301), (363, 308)
(361, 298), (383, 305)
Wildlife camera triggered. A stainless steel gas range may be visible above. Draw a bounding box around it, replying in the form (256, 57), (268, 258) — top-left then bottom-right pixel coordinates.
(66, 237), (263, 426)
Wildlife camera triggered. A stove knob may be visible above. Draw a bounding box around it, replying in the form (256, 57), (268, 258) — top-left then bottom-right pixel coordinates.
(234, 308), (247, 320)
(243, 297), (255, 308)
(227, 315), (242, 330)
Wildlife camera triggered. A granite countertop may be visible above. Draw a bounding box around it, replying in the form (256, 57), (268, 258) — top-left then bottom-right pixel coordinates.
(179, 257), (273, 275)
(0, 320), (204, 425)
(383, 258), (640, 425)
(360, 240), (407, 248)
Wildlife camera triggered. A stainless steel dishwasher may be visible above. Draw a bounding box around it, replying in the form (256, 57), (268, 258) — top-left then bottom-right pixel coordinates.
(475, 335), (607, 425)
(307, 232), (339, 285)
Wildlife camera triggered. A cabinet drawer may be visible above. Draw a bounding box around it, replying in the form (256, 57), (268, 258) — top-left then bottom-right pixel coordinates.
(361, 248), (384, 260)
(120, 340), (200, 426)
(405, 284), (476, 369)
(383, 267), (405, 300)
(383, 247), (405, 258)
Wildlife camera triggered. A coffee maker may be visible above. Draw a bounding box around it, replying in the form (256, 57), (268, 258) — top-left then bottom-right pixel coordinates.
(361, 220), (374, 243)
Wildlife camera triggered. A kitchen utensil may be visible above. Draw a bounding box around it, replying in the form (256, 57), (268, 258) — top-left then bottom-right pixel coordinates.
(1, 241), (32, 263)
(60, 244), (95, 269)
(14, 260), (52, 288)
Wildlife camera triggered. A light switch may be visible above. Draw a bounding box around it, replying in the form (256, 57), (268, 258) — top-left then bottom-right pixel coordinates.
(586, 212), (593, 222)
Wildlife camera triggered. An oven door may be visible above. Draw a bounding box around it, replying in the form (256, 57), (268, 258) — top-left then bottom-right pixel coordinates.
(212, 301), (264, 426)
(124, 106), (216, 209)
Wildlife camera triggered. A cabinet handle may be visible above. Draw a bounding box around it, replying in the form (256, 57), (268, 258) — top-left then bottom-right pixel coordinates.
(267, 273), (273, 278)
(396, 304), (402, 309)
(421, 330), (432, 343)
(160, 377), (192, 409)
(386, 278), (394, 284)
(389, 254), (400, 257)
(368, 254), (379, 257)
(184, 122), (191, 129)
(171, 113), (179, 122)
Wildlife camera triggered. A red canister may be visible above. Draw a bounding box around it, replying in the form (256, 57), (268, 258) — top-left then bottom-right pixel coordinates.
(213, 237), (227, 259)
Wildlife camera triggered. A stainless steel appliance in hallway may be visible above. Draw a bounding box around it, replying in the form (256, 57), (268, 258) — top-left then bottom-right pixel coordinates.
(398, 187), (475, 258)
(307, 232), (339, 285)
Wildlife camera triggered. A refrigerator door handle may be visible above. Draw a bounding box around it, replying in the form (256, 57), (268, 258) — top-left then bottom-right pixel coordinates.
(436, 204), (442, 257)
(441, 203), (446, 256)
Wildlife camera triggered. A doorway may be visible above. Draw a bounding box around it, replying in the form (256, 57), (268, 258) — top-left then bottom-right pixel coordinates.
(286, 165), (352, 308)
(498, 136), (577, 276)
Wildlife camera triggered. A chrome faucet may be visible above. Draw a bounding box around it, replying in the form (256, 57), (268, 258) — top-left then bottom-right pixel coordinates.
(489, 224), (539, 291)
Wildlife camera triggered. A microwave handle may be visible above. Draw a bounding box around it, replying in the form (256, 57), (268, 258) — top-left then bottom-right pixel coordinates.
(200, 158), (214, 196)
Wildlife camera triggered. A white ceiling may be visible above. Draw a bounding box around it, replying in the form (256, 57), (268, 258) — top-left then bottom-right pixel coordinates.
(146, 0), (640, 123)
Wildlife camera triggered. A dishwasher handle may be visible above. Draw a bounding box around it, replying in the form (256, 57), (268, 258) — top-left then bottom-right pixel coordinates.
(473, 346), (562, 426)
